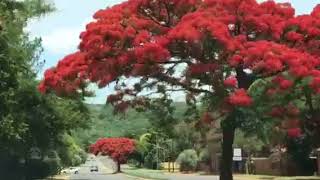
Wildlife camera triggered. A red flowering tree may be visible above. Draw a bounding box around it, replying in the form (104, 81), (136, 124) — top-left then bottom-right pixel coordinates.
(39, 0), (320, 179)
(90, 138), (135, 173)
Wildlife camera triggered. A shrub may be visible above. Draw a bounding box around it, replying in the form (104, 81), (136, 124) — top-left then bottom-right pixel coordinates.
(26, 159), (50, 179)
(78, 149), (87, 164)
(199, 148), (210, 163)
(43, 157), (61, 176)
(176, 149), (198, 172)
(287, 136), (314, 175)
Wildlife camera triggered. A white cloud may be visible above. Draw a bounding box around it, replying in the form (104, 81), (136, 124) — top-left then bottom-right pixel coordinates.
(41, 27), (80, 54)
(41, 18), (91, 55)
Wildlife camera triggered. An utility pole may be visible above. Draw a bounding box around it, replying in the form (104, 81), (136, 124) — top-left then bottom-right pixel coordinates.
(156, 133), (159, 170)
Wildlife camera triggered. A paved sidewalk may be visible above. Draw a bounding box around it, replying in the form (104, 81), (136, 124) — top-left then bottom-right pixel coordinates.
(165, 173), (219, 180)
(50, 174), (69, 180)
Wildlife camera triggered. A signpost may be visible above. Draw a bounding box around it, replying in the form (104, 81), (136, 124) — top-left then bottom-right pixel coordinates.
(233, 148), (242, 161)
(29, 147), (41, 160)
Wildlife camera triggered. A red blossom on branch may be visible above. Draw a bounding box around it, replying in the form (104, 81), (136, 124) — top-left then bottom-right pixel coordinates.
(224, 76), (237, 87)
(39, 0), (320, 101)
(287, 128), (302, 138)
(38, 1), (320, 153)
(228, 89), (252, 107)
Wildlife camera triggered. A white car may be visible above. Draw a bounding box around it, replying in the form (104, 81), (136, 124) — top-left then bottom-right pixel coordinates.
(61, 167), (79, 174)
(90, 165), (99, 172)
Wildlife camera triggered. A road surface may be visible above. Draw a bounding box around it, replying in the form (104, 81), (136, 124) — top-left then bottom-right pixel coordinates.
(69, 154), (143, 180)
(68, 154), (219, 180)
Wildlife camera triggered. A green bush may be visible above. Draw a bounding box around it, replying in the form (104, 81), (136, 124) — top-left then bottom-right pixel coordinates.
(43, 158), (61, 176)
(176, 149), (198, 172)
(287, 136), (314, 175)
(199, 148), (210, 163)
(72, 155), (82, 166)
(26, 159), (50, 179)
(78, 149), (88, 164)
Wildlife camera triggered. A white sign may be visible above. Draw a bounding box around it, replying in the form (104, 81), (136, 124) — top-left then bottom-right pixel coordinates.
(233, 156), (242, 161)
(30, 147), (41, 160)
(233, 148), (242, 161)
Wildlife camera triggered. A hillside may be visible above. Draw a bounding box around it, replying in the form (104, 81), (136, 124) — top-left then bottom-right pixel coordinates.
(72, 102), (188, 148)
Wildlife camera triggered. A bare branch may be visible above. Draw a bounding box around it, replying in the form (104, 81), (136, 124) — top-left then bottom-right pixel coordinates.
(152, 73), (214, 95)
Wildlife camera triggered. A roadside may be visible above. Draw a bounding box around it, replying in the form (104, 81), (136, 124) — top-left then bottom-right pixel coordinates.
(123, 166), (168, 180)
(49, 166), (320, 180)
(123, 167), (320, 180)
(46, 174), (69, 180)
(234, 174), (320, 180)
(123, 166), (219, 180)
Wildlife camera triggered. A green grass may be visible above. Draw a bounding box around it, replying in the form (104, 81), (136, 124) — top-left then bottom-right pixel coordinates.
(123, 167), (168, 180)
(122, 167), (320, 180)
(234, 174), (320, 180)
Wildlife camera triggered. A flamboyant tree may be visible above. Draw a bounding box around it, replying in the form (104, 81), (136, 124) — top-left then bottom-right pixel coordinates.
(39, 0), (320, 179)
(90, 137), (135, 172)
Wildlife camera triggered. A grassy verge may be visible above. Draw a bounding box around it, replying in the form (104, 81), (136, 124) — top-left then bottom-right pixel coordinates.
(234, 174), (320, 180)
(44, 175), (69, 180)
(122, 167), (320, 180)
(123, 167), (168, 180)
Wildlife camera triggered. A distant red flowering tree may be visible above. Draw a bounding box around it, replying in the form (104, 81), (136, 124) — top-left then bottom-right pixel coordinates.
(39, 0), (320, 179)
(90, 138), (135, 173)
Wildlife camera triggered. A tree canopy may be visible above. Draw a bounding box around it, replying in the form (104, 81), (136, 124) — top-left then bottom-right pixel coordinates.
(90, 137), (135, 172)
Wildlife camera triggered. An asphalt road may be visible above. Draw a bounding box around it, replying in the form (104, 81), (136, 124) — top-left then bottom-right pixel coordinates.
(69, 155), (141, 180)
(68, 154), (219, 180)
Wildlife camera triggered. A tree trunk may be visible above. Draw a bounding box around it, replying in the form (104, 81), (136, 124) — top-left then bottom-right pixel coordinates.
(219, 126), (235, 180)
(116, 161), (121, 173)
(173, 161), (175, 172)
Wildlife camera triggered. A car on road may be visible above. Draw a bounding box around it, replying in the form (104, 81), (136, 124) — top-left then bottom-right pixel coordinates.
(61, 167), (79, 174)
(90, 165), (98, 172)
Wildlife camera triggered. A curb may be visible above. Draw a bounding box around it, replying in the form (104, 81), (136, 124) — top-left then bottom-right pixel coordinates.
(123, 172), (167, 180)
(49, 175), (70, 180)
(123, 173), (155, 180)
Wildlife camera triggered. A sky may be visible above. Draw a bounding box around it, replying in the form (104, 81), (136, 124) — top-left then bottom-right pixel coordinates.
(28, 0), (320, 104)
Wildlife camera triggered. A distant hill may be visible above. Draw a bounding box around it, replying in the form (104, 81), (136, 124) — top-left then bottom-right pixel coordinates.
(72, 102), (188, 147)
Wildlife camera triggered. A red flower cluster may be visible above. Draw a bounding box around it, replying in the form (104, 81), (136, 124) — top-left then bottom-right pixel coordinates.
(168, 10), (234, 50)
(188, 63), (217, 75)
(38, 52), (88, 96)
(272, 76), (293, 90)
(231, 41), (319, 77)
(310, 76), (320, 93)
(90, 138), (135, 164)
(228, 89), (252, 107)
(287, 128), (302, 138)
(224, 76), (237, 87)
(269, 103), (300, 118)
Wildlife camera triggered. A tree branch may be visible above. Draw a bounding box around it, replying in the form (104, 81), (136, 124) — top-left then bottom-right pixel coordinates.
(152, 73), (213, 95)
(304, 88), (314, 114)
(140, 8), (170, 27)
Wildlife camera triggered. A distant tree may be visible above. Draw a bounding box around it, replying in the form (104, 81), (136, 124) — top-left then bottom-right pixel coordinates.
(90, 138), (135, 173)
(233, 130), (264, 157)
(146, 96), (178, 137)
